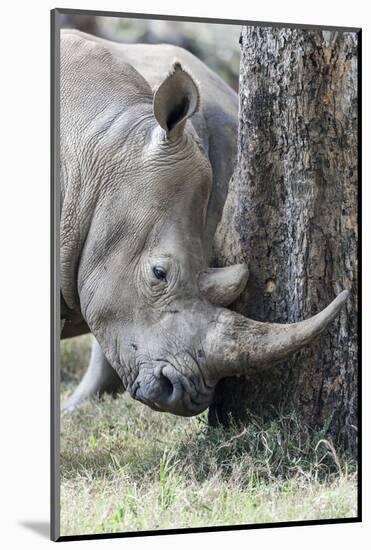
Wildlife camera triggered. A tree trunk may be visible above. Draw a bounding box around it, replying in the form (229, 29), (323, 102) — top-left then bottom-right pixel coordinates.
(209, 26), (359, 455)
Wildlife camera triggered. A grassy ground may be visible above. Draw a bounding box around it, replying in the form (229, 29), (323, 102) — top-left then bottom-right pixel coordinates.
(60, 336), (358, 537)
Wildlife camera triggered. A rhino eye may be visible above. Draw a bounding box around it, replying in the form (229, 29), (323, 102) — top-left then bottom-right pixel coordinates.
(153, 266), (167, 282)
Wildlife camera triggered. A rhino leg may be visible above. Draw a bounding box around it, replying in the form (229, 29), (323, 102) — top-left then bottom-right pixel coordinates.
(62, 337), (124, 412)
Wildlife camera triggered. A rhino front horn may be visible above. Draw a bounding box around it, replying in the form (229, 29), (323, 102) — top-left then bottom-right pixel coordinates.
(206, 290), (349, 378)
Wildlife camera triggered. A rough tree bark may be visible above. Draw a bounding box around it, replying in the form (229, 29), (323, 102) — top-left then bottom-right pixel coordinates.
(209, 27), (359, 455)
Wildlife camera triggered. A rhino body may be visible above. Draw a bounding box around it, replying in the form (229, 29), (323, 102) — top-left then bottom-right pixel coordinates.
(60, 30), (348, 415)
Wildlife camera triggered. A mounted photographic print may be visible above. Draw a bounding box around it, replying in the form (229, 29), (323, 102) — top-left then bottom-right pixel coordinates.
(51, 8), (361, 542)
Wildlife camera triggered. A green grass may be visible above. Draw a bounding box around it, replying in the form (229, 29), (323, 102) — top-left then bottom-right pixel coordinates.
(60, 336), (358, 537)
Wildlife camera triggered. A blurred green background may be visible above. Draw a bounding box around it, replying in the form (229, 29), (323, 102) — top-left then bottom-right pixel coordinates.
(60, 13), (242, 90)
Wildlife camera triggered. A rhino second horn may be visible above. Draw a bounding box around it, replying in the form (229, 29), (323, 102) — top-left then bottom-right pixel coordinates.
(199, 264), (249, 306)
(206, 290), (349, 379)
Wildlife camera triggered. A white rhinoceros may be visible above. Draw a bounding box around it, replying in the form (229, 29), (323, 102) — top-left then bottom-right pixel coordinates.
(60, 30), (348, 415)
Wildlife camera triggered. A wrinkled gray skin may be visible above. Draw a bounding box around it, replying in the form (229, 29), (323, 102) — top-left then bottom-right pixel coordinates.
(61, 30), (348, 416)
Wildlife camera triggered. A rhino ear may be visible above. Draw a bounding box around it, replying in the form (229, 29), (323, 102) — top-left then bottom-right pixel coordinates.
(153, 62), (200, 139)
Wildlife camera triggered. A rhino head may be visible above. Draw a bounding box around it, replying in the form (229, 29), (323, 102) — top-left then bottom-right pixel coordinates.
(72, 62), (348, 416)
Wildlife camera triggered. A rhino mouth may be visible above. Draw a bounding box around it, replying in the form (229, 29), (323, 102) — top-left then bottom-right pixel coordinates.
(129, 360), (212, 417)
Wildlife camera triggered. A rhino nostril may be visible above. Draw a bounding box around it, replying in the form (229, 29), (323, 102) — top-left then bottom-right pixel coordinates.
(158, 371), (174, 399)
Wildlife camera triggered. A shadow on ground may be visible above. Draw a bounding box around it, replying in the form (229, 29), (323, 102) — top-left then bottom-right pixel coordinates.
(19, 521), (49, 539)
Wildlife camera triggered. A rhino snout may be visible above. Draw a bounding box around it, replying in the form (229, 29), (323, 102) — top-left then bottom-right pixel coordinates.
(131, 362), (211, 417)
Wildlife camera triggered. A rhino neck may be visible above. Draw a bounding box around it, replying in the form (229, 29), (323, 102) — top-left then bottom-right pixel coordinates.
(60, 31), (153, 315)
(59, 159), (95, 314)
(60, 108), (152, 315)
